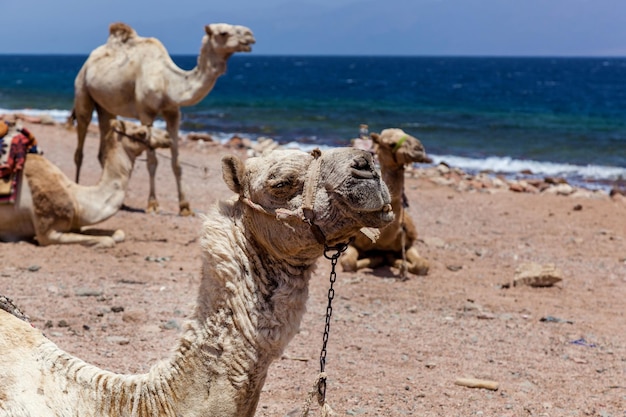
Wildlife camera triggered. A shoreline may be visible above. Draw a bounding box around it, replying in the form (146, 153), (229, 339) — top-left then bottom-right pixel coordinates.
(3, 111), (626, 200)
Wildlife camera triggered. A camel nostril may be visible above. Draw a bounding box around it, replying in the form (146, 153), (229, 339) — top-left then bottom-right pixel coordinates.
(351, 168), (374, 179)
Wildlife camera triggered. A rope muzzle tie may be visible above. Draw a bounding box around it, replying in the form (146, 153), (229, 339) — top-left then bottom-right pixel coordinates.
(300, 149), (326, 245)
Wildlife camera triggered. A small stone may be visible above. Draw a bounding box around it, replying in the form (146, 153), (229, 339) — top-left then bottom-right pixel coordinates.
(110, 306), (125, 313)
(75, 288), (103, 297)
(106, 336), (130, 345)
(122, 309), (146, 323)
(160, 319), (180, 330)
(27, 265), (41, 272)
(513, 262), (563, 287)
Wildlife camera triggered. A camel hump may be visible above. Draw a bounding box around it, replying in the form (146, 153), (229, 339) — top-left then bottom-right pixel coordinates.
(108, 22), (137, 43)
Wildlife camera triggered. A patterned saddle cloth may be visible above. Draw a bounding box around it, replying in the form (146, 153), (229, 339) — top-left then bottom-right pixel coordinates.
(0, 121), (40, 204)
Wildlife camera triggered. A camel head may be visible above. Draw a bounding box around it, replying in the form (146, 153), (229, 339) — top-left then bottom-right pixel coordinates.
(371, 128), (432, 168)
(106, 119), (172, 156)
(204, 23), (255, 54)
(222, 148), (394, 259)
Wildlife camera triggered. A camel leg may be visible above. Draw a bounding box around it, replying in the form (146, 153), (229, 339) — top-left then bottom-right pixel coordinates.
(36, 229), (119, 249)
(95, 108), (115, 167)
(163, 110), (192, 216)
(146, 148), (159, 213)
(73, 99), (95, 183)
(356, 255), (386, 270)
(393, 247), (429, 276)
(341, 246), (387, 272)
(340, 245), (360, 272)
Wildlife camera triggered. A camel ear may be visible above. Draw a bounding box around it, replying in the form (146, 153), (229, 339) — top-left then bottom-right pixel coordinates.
(109, 119), (123, 131)
(136, 128), (148, 142)
(221, 155), (245, 195)
(205, 25), (212, 36)
(370, 132), (381, 144)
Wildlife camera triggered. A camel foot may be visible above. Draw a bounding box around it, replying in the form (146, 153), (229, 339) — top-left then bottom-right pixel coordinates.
(179, 202), (194, 217)
(88, 236), (116, 249)
(340, 258), (357, 272)
(394, 258), (430, 276)
(410, 263), (430, 276)
(340, 246), (360, 272)
(112, 229), (126, 243)
(146, 200), (160, 214)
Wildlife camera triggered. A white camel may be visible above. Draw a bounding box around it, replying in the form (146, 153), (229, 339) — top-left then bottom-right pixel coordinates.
(0, 147), (393, 416)
(0, 120), (171, 248)
(70, 22), (255, 216)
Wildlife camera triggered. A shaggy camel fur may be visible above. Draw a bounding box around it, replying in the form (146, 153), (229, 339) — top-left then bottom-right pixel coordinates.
(0, 120), (171, 248)
(341, 128), (431, 277)
(70, 22), (255, 216)
(0, 147), (393, 417)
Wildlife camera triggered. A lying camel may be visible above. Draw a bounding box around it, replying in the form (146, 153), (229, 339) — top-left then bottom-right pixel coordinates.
(0, 147), (393, 416)
(70, 22), (255, 216)
(0, 119), (171, 248)
(341, 128), (431, 277)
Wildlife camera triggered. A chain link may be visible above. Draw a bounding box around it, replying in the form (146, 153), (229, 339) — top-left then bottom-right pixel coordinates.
(317, 243), (348, 401)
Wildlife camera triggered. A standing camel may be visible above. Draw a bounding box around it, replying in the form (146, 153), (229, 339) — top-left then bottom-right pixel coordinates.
(0, 147), (393, 416)
(0, 120), (171, 247)
(341, 128), (432, 277)
(70, 22), (255, 216)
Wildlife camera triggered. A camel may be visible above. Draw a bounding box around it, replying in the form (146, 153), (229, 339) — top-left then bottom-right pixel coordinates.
(341, 128), (432, 277)
(0, 147), (393, 417)
(0, 119), (171, 248)
(70, 22), (255, 216)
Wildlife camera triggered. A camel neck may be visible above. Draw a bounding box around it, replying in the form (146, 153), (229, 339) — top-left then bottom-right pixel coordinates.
(380, 162), (406, 209)
(72, 143), (134, 226)
(171, 47), (229, 106)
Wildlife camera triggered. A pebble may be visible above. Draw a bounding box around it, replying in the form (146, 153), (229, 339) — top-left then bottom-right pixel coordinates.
(74, 288), (103, 297)
(106, 336), (130, 345)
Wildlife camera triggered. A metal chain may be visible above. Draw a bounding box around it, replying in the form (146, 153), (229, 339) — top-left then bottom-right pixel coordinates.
(400, 190), (410, 280)
(317, 243), (348, 401)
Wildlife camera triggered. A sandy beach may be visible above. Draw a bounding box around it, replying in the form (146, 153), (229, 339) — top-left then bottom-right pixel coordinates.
(1, 119), (625, 415)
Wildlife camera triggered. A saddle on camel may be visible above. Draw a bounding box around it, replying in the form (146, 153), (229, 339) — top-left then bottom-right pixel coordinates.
(0, 121), (40, 204)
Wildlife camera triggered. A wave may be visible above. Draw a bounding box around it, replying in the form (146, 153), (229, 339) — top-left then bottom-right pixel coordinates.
(431, 154), (626, 190)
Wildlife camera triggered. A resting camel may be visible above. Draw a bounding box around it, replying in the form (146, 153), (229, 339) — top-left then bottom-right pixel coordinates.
(70, 22), (255, 216)
(341, 128), (431, 277)
(0, 147), (393, 417)
(0, 120), (171, 248)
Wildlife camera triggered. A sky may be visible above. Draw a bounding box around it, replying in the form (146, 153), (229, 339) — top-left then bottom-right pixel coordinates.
(1, 0), (625, 56)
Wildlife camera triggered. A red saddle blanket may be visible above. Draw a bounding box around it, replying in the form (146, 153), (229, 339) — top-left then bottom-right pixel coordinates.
(0, 122), (39, 204)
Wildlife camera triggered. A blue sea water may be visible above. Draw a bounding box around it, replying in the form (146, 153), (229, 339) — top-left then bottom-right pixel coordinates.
(1, 55), (625, 190)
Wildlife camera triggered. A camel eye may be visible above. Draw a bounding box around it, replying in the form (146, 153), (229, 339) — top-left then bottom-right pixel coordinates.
(268, 173), (299, 199)
(273, 181), (289, 189)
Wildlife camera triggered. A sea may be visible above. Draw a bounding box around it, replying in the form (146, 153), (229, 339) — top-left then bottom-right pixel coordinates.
(1, 55), (625, 191)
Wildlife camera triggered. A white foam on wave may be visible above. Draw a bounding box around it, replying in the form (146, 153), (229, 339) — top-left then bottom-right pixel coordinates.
(431, 153), (626, 184)
(0, 108), (169, 130)
(0, 108), (72, 123)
